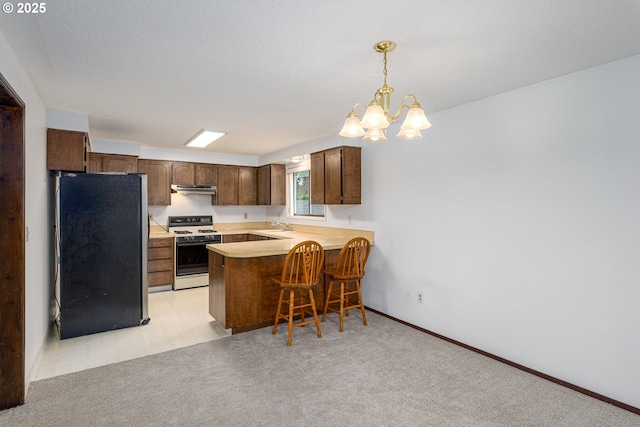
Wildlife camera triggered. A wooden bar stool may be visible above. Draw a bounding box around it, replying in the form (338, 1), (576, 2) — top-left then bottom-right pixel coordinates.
(322, 237), (371, 332)
(272, 240), (325, 346)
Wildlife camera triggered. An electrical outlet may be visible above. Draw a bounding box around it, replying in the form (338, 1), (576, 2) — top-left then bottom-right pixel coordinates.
(417, 291), (424, 304)
(243, 212), (248, 219)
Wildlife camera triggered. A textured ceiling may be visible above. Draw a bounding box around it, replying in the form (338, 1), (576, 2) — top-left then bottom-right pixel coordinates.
(2, 0), (640, 156)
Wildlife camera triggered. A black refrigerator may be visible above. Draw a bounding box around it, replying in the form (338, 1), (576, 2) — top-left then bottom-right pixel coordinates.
(56, 173), (150, 339)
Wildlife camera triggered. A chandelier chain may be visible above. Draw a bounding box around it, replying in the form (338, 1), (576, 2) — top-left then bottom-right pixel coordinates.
(382, 50), (388, 87)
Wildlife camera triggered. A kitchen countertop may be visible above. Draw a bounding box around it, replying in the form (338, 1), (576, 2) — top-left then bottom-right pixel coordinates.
(149, 222), (374, 256)
(207, 228), (373, 258)
(149, 225), (173, 239)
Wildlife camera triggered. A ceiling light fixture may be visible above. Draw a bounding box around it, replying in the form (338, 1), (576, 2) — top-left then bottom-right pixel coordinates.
(339, 41), (431, 142)
(185, 129), (226, 148)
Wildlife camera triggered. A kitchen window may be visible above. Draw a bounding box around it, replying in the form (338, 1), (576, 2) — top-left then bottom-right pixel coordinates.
(288, 165), (324, 218)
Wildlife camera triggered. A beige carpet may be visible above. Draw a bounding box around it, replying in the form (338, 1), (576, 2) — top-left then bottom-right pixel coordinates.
(1, 311), (638, 426)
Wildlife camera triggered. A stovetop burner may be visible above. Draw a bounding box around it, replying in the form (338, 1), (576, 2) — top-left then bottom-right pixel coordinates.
(173, 230), (192, 235)
(198, 229), (216, 233)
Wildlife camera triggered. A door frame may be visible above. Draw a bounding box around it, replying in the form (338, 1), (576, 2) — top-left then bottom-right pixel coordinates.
(0, 72), (26, 409)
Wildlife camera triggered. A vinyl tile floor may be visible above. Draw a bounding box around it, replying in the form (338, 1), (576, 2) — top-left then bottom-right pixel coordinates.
(35, 286), (230, 380)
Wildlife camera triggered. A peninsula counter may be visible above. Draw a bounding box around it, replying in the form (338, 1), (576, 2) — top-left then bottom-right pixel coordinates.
(206, 228), (373, 334)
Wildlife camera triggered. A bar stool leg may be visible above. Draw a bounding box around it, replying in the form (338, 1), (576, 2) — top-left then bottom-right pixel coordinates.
(339, 282), (345, 332)
(322, 280), (333, 322)
(287, 289), (295, 346)
(308, 289), (322, 338)
(356, 279), (368, 326)
(273, 288), (284, 335)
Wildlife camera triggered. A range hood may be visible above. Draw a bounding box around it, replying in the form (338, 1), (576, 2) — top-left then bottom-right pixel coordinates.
(171, 184), (217, 195)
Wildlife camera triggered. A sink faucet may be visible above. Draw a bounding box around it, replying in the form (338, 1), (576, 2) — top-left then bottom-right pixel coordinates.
(279, 222), (292, 231)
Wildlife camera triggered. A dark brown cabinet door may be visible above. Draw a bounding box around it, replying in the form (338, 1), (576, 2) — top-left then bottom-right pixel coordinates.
(340, 146), (361, 204)
(46, 128), (88, 172)
(217, 165), (239, 205)
(270, 164), (286, 205)
(87, 152), (102, 173)
(103, 154), (138, 173)
(138, 159), (171, 205)
(258, 164), (285, 205)
(310, 152), (325, 205)
(171, 162), (195, 185)
(148, 237), (174, 287)
(238, 167), (257, 205)
(88, 153), (138, 173)
(310, 146), (361, 205)
(324, 147), (342, 204)
(195, 163), (217, 185)
(258, 165), (270, 205)
(222, 234), (250, 243)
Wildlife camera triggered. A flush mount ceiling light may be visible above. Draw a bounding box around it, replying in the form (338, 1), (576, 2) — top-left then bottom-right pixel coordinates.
(185, 129), (227, 148)
(339, 41), (431, 142)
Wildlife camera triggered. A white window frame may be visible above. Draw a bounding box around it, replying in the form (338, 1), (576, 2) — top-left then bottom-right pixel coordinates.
(286, 161), (325, 221)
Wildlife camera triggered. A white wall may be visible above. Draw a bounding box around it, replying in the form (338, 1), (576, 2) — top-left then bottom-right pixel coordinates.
(0, 30), (50, 389)
(374, 55), (640, 408)
(276, 54), (640, 409)
(148, 195), (267, 227)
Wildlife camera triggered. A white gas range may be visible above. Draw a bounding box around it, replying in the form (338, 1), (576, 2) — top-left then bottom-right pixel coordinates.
(168, 215), (222, 290)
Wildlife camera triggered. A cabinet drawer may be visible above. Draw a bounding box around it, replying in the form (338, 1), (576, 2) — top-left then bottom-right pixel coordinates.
(149, 237), (173, 248)
(149, 246), (173, 260)
(149, 271), (174, 287)
(149, 258), (173, 273)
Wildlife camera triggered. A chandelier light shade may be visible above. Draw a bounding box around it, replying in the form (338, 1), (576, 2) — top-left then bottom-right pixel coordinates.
(339, 41), (431, 142)
(338, 111), (366, 137)
(360, 101), (390, 129)
(363, 127), (387, 143)
(396, 126), (423, 140)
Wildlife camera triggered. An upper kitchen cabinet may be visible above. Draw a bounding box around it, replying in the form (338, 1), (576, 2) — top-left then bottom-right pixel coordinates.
(216, 165), (239, 205)
(258, 164), (285, 205)
(171, 162), (218, 186)
(171, 162), (195, 185)
(238, 166), (257, 205)
(138, 159), (171, 205)
(311, 146), (361, 205)
(310, 152), (325, 205)
(215, 165), (257, 205)
(88, 153), (138, 173)
(47, 128), (90, 172)
(195, 163), (217, 186)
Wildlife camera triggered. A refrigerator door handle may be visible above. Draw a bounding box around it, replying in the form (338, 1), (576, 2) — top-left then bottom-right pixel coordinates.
(139, 174), (150, 325)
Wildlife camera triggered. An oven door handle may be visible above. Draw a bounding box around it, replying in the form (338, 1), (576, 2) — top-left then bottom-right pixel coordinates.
(176, 241), (213, 247)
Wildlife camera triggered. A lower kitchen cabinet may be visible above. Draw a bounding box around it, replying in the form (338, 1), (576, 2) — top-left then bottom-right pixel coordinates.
(148, 237), (174, 288)
(223, 234), (250, 243)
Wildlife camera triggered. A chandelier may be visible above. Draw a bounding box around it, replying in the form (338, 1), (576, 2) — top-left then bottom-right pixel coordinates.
(339, 41), (431, 142)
